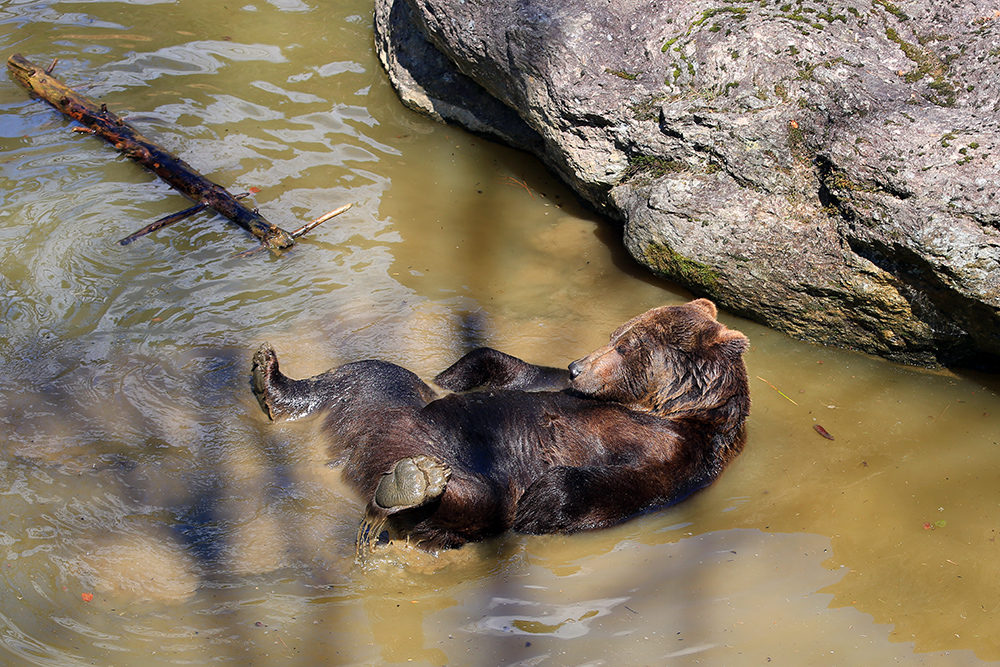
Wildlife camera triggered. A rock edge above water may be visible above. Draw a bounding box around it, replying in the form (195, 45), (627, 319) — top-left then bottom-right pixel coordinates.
(374, 0), (1000, 368)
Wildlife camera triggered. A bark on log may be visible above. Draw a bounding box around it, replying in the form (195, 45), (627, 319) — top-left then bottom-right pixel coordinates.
(6, 53), (295, 250)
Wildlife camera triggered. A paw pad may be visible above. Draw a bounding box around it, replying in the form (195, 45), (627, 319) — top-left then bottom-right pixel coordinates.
(374, 455), (451, 511)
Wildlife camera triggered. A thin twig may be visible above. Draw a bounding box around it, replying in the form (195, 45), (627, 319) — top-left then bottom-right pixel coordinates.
(231, 243), (268, 259)
(118, 191), (255, 246)
(498, 175), (535, 199)
(119, 203), (206, 245)
(232, 203), (353, 258)
(45, 58), (58, 75)
(290, 203), (352, 238)
(755, 376), (799, 405)
(928, 403), (951, 423)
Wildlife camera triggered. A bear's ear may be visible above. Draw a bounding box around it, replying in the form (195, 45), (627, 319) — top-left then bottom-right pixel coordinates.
(717, 328), (749, 357)
(689, 298), (718, 319)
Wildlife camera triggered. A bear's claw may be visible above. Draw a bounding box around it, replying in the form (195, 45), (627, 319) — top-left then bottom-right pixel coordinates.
(374, 455), (451, 512)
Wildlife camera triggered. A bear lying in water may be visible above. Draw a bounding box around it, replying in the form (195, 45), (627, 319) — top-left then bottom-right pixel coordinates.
(251, 299), (750, 551)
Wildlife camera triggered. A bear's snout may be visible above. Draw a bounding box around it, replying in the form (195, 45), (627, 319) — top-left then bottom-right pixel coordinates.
(568, 360), (584, 380)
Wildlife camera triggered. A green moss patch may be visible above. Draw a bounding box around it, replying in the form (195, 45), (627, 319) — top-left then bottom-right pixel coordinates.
(644, 242), (721, 294)
(605, 68), (640, 80)
(884, 25), (956, 106)
(873, 0), (909, 22)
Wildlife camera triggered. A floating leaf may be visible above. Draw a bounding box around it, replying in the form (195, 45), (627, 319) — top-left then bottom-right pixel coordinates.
(813, 424), (834, 440)
(81, 592), (94, 602)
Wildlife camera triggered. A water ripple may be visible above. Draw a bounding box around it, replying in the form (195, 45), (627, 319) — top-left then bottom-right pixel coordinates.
(98, 41), (287, 90)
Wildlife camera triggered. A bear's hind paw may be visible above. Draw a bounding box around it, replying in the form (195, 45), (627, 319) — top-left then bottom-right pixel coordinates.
(374, 455), (451, 512)
(251, 343), (281, 420)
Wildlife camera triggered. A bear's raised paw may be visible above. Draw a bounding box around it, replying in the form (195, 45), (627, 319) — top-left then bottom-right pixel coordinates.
(374, 455), (451, 513)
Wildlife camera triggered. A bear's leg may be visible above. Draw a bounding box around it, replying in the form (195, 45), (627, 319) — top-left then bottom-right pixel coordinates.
(250, 343), (306, 421)
(251, 343), (329, 421)
(253, 345), (438, 423)
(373, 455), (451, 512)
(434, 347), (570, 392)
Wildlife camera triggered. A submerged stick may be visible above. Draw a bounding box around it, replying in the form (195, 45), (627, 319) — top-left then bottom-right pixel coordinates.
(118, 202), (208, 246)
(7, 53), (295, 251)
(755, 375), (799, 405)
(118, 190), (256, 245)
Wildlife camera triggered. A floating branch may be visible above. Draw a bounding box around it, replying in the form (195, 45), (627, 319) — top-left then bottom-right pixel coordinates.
(7, 53), (343, 253)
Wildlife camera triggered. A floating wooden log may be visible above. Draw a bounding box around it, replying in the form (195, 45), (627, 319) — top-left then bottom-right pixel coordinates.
(7, 53), (310, 251)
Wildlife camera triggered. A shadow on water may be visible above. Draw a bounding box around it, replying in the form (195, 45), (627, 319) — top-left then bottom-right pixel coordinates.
(0, 339), (369, 663)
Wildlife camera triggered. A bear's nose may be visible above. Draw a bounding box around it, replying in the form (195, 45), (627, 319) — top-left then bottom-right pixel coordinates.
(568, 361), (582, 380)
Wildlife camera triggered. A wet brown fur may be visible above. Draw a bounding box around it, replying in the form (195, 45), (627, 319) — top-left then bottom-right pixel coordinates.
(251, 299), (750, 550)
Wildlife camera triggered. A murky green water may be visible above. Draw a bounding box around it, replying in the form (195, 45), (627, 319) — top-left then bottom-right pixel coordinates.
(1, 1), (999, 665)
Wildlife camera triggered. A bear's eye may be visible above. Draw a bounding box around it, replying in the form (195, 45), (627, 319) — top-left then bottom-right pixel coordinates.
(615, 338), (638, 355)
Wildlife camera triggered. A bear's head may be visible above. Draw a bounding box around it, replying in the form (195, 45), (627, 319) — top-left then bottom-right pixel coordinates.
(568, 299), (750, 421)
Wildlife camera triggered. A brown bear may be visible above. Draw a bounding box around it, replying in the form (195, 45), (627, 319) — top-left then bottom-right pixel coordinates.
(251, 299), (750, 551)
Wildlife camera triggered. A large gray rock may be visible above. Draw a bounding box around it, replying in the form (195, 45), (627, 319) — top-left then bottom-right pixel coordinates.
(374, 0), (1000, 368)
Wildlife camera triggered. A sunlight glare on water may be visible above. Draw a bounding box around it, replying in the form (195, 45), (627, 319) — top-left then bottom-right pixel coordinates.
(1, 1), (999, 665)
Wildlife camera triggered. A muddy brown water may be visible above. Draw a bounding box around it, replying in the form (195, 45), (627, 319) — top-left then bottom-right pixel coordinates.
(1, 2), (999, 665)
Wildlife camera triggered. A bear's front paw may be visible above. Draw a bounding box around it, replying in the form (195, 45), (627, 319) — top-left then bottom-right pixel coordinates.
(374, 455), (451, 512)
